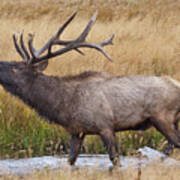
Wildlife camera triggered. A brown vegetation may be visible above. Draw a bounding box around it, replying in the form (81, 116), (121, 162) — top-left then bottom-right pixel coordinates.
(2, 163), (180, 180)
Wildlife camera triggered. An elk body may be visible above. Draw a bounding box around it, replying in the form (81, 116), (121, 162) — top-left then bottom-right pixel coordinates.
(0, 11), (180, 166)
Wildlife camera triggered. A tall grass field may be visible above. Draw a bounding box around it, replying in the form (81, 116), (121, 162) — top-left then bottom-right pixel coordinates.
(0, 0), (180, 179)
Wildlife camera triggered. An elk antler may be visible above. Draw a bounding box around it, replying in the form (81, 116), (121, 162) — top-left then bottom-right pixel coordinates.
(13, 11), (114, 64)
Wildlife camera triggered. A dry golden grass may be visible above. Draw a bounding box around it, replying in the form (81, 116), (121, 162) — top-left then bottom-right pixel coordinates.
(1, 163), (180, 180)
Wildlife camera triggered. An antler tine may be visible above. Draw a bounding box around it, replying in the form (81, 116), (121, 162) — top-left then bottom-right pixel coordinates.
(55, 10), (78, 40)
(79, 39), (114, 62)
(75, 48), (85, 55)
(20, 32), (30, 61)
(13, 34), (27, 61)
(76, 11), (98, 42)
(99, 34), (114, 47)
(92, 34), (115, 62)
(27, 10), (78, 59)
(92, 34), (114, 62)
(28, 33), (36, 61)
(92, 45), (113, 62)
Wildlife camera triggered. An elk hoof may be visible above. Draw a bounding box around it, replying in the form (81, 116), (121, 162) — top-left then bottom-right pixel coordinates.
(68, 158), (75, 166)
(112, 156), (121, 167)
(163, 144), (174, 155)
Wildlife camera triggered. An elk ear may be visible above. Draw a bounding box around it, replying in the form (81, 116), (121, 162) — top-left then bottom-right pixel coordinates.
(32, 60), (49, 72)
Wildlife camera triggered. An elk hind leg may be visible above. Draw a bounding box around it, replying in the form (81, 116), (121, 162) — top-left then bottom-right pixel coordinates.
(163, 116), (180, 154)
(100, 129), (120, 166)
(154, 119), (180, 150)
(163, 122), (179, 154)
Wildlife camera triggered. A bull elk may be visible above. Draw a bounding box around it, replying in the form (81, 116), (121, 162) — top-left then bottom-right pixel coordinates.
(0, 11), (179, 167)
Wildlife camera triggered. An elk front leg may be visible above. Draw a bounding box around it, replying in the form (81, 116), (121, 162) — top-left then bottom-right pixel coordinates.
(100, 129), (120, 166)
(68, 133), (85, 165)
